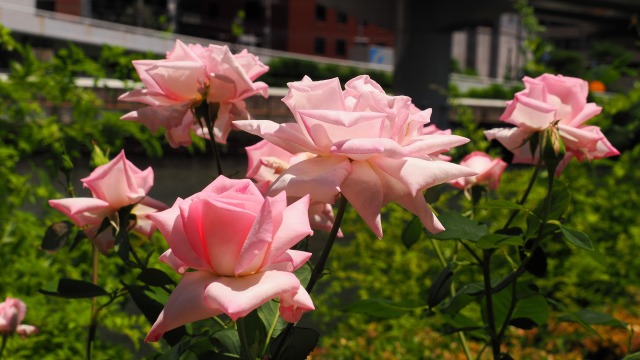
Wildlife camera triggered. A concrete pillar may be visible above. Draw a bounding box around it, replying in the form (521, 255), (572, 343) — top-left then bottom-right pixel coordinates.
(393, 0), (452, 128)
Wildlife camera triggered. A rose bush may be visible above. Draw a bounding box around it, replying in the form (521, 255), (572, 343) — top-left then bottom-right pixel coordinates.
(145, 176), (315, 342)
(485, 74), (619, 171)
(49, 150), (167, 254)
(119, 40), (269, 147)
(235, 75), (476, 237)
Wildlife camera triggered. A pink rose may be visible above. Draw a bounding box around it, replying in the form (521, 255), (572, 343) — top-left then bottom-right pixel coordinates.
(0, 298), (37, 337)
(450, 151), (507, 190)
(235, 75), (476, 237)
(485, 74), (619, 171)
(49, 150), (167, 254)
(145, 176), (314, 342)
(245, 140), (341, 234)
(119, 40), (269, 147)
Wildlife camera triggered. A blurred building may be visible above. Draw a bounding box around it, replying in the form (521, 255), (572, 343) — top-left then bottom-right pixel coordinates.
(28, 0), (394, 63)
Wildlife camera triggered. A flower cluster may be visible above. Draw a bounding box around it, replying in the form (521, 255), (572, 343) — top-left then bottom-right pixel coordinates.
(44, 37), (623, 354)
(119, 40), (269, 147)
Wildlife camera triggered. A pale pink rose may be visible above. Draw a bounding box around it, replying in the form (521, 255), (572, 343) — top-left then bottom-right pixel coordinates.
(245, 140), (341, 234)
(145, 176), (314, 342)
(49, 150), (167, 254)
(0, 298), (37, 337)
(485, 74), (619, 170)
(421, 124), (453, 161)
(235, 75), (476, 237)
(450, 151), (507, 190)
(119, 40), (269, 147)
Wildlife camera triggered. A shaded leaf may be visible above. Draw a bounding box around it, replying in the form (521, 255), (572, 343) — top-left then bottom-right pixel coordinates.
(127, 285), (186, 346)
(519, 241), (547, 278)
(294, 263), (311, 288)
(510, 295), (550, 329)
(39, 278), (109, 299)
(257, 300), (287, 340)
(269, 327), (319, 360)
(342, 298), (423, 318)
(440, 282), (484, 314)
(477, 234), (523, 250)
(401, 215), (423, 249)
(558, 224), (594, 251)
(137, 268), (175, 287)
(559, 309), (627, 328)
(428, 263), (454, 309)
(41, 221), (73, 252)
(211, 329), (241, 355)
(429, 212), (488, 242)
(479, 199), (527, 211)
(623, 352), (640, 360)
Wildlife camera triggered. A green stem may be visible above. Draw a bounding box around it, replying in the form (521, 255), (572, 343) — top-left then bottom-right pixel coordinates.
(503, 162), (541, 230)
(491, 173), (555, 295)
(236, 317), (254, 360)
(87, 244), (99, 360)
(482, 250), (500, 359)
(273, 196), (349, 360)
(212, 316), (228, 329)
(497, 278), (518, 343)
(261, 306), (281, 356)
(205, 103), (223, 177)
(305, 195), (348, 293)
(430, 239), (473, 360)
(0, 334), (7, 360)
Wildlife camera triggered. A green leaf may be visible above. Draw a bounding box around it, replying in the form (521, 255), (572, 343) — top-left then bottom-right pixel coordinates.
(519, 243), (547, 278)
(428, 263), (455, 309)
(429, 212), (488, 242)
(127, 285), (186, 346)
(401, 215), (423, 249)
(39, 278), (109, 299)
(487, 282), (549, 332)
(623, 352), (640, 360)
(257, 300), (287, 340)
(269, 327), (319, 360)
(559, 309), (627, 328)
(510, 295), (550, 329)
(238, 310), (267, 359)
(479, 199), (527, 211)
(294, 263), (311, 288)
(477, 234), (523, 250)
(211, 329), (241, 355)
(440, 282), (484, 314)
(558, 224), (594, 251)
(41, 221), (73, 252)
(342, 298), (423, 318)
(137, 268), (175, 287)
